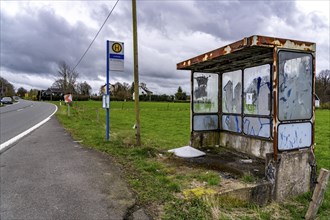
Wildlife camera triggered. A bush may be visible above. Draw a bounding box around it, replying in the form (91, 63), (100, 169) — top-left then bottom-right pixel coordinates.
(173, 100), (190, 103)
(90, 96), (102, 101)
(319, 102), (330, 109)
(74, 95), (90, 101)
(139, 94), (175, 102)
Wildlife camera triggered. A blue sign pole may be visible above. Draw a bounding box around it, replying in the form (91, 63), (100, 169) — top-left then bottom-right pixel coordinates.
(106, 40), (110, 141)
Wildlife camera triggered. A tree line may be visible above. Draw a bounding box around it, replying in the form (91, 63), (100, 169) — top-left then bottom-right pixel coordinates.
(2, 64), (328, 107)
(315, 69), (330, 107)
(1, 62), (189, 102)
(50, 62), (189, 102)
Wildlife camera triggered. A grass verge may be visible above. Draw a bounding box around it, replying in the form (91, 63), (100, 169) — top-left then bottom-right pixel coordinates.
(54, 101), (330, 219)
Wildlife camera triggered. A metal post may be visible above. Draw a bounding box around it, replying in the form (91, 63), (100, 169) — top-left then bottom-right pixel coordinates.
(68, 104), (70, 117)
(106, 40), (110, 141)
(132, 0), (141, 146)
(96, 108), (99, 123)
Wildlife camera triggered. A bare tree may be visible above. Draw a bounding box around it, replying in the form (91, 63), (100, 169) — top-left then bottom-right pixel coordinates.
(16, 87), (28, 97)
(76, 81), (92, 96)
(0, 77), (15, 97)
(108, 82), (131, 100)
(316, 69), (330, 103)
(54, 61), (79, 94)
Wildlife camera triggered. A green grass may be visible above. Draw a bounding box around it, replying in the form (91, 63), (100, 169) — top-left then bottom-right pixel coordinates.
(55, 101), (191, 207)
(241, 173), (255, 183)
(313, 110), (330, 219)
(53, 101), (330, 219)
(70, 101), (190, 149)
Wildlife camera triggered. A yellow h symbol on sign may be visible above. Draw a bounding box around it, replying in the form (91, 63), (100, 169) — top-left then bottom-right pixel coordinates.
(112, 43), (122, 53)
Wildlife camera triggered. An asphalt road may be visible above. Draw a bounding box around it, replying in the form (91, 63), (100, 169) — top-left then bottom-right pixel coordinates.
(0, 99), (56, 145)
(0, 117), (136, 219)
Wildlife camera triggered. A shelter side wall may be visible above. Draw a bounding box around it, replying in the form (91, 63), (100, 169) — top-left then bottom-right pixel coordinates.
(219, 132), (273, 159)
(191, 131), (219, 148)
(190, 131), (273, 159)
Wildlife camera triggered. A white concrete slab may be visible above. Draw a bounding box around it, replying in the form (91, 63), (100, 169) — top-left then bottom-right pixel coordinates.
(168, 146), (205, 158)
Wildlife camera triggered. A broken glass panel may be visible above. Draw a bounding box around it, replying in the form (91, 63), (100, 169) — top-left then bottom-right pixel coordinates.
(278, 51), (313, 120)
(193, 115), (218, 131)
(244, 64), (271, 115)
(193, 73), (218, 113)
(278, 122), (312, 150)
(222, 70), (242, 113)
(222, 115), (242, 133)
(243, 117), (270, 138)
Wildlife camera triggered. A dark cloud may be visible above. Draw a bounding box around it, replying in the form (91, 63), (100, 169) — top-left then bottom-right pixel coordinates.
(1, 7), (89, 76)
(0, 1), (329, 94)
(133, 1), (297, 41)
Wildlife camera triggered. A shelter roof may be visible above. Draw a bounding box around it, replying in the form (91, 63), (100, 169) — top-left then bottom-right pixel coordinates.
(177, 35), (315, 73)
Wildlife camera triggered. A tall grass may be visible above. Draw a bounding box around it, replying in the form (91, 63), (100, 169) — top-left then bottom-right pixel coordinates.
(313, 110), (330, 219)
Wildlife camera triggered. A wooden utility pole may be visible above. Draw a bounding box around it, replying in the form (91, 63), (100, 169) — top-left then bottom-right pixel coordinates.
(132, 0), (141, 146)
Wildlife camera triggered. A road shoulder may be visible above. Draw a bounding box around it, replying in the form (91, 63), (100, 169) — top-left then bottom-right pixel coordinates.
(1, 117), (137, 219)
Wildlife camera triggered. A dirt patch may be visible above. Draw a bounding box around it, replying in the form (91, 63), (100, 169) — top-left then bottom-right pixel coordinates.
(168, 148), (266, 180)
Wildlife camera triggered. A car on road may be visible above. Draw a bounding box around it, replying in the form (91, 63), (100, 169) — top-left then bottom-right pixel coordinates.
(1, 97), (13, 104)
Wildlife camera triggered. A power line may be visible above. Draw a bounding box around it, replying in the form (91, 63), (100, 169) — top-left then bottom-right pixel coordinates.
(72, 0), (120, 72)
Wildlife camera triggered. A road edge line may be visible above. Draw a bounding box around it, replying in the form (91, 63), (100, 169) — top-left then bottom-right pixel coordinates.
(0, 104), (58, 154)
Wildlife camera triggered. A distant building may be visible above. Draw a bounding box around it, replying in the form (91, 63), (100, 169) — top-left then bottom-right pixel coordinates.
(40, 87), (63, 101)
(139, 83), (153, 96)
(132, 83), (153, 100)
(315, 94), (320, 107)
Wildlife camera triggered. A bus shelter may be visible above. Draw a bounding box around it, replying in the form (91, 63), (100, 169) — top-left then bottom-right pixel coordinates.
(177, 35), (316, 201)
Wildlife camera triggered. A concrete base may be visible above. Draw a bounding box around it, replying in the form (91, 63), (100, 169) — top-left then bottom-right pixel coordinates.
(190, 131), (273, 159)
(219, 132), (273, 159)
(266, 149), (316, 201)
(190, 131), (316, 202)
(219, 182), (272, 206)
(191, 131), (219, 148)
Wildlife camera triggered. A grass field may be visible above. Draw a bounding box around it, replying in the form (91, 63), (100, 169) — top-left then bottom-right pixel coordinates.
(54, 101), (329, 219)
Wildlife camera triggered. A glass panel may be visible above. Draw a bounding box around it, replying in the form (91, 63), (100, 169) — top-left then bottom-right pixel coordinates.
(278, 122), (312, 150)
(222, 70), (242, 113)
(278, 51), (312, 120)
(243, 117), (270, 138)
(244, 64), (271, 115)
(193, 115), (218, 131)
(193, 73), (218, 113)
(222, 115), (242, 133)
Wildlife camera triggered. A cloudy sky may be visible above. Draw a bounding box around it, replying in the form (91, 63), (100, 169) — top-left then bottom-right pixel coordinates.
(1, 0), (329, 95)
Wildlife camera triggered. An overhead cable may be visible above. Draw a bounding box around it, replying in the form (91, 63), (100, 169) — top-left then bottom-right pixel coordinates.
(72, 0), (120, 72)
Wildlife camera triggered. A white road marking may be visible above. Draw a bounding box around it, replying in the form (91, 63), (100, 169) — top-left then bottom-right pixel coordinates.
(0, 104), (58, 154)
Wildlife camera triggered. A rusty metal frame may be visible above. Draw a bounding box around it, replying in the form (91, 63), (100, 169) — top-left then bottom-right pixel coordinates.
(275, 49), (316, 157)
(312, 51), (316, 151)
(220, 69), (243, 134)
(241, 63), (273, 140)
(191, 71), (220, 132)
(178, 35), (316, 160)
(219, 64), (273, 138)
(192, 72), (220, 114)
(190, 70), (194, 138)
(277, 121), (313, 152)
(277, 50), (314, 122)
(242, 63), (273, 118)
(177, 35), (315, 72)
(272, 47), (279, 160)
